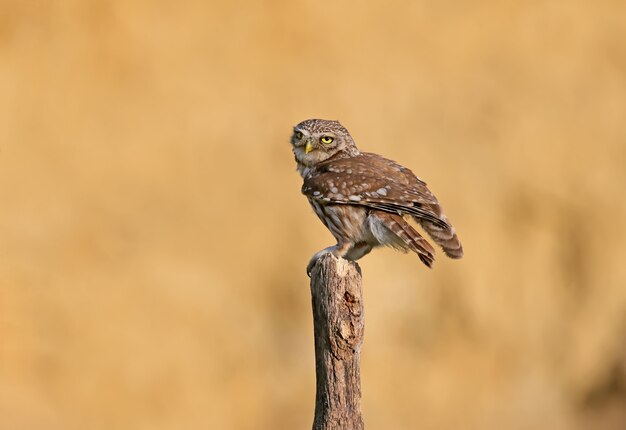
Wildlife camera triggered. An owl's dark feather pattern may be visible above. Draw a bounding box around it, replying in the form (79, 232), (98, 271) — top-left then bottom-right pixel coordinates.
(373, 211), (436, 267)
(302, 153), (450, 229)
(292, 119), (463, 273)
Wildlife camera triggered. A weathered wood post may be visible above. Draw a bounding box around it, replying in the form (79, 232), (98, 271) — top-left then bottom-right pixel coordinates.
(309, 253), (365, 430)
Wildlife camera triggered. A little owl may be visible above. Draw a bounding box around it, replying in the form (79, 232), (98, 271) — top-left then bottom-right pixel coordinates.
(291, 119), (463, 275)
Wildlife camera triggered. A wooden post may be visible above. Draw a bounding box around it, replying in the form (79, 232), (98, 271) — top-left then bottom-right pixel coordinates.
(309, 254), (365, 430)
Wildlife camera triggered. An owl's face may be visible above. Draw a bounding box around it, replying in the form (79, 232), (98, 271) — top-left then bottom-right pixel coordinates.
(291, 119), (356, 166)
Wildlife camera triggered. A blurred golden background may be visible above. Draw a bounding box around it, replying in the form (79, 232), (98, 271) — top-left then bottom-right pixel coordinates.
(1, 1), (625, 429)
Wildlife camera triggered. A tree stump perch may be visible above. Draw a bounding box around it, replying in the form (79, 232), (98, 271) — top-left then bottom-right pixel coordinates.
(309, 254), (365, 430)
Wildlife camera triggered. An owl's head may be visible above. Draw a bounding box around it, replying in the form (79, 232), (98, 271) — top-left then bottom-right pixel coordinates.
(291, 119), (359, 166)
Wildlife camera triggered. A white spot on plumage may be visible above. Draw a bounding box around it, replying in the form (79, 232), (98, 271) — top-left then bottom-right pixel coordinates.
(377, 187), (387, 196)
(331, 187), (338, 193)
(349, 195), (361, 201)
(313, 191), (321, 196)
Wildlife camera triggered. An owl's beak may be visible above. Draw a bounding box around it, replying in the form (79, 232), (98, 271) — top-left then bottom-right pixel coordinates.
(305, 141), (314, 154)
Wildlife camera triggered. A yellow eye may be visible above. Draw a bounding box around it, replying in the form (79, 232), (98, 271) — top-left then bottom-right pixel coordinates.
(294, 131), (303, 139)
(320, 136), (334, 144)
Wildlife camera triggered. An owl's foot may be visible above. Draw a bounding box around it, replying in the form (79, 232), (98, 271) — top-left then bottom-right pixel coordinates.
(307, 246), (335, 276)
(306, 243), (351, 276)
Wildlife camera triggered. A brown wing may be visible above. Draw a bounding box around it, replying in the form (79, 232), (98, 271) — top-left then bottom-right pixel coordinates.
(302, 153), (449, 228)
(371, 211), (435, 267)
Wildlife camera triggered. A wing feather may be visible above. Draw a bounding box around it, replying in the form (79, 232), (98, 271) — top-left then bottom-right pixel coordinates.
(301, 153), (449, 229)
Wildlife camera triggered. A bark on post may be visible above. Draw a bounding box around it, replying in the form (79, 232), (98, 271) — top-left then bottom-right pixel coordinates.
(309, 254), (365, 430)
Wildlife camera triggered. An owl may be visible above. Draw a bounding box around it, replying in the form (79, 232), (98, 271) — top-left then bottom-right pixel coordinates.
(291, 119), (463, 275)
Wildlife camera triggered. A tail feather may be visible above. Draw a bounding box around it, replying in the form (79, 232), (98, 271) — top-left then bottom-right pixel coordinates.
(418, 214), (463, 259)
(373, 212), (436, 267)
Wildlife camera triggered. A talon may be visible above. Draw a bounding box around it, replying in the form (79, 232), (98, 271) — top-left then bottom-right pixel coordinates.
(306, 245), (340, 277)
(307, 253), (325, 277)
(306, 260), (316, 277)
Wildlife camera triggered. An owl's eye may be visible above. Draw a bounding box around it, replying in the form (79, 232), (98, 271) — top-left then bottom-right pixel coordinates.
(320, 136), (334, 144)
(294, 131), (303, 139)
